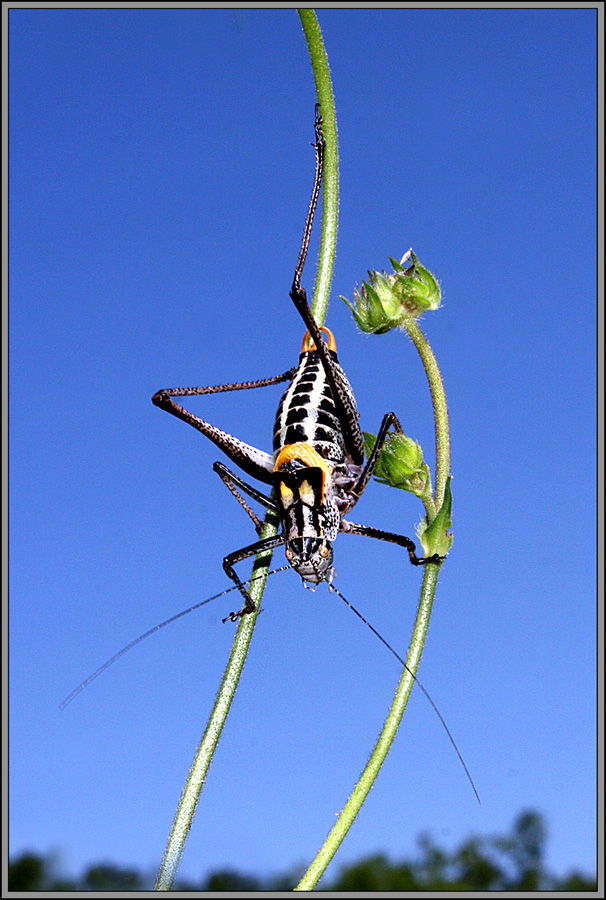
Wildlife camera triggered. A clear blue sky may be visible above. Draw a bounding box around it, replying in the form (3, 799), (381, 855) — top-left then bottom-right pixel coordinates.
(10, 6), (596, 887)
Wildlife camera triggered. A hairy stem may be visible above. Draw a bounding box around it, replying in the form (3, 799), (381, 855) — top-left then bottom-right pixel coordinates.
(399, 313), (450, 508)
(155, 10), (339, 891)
(299, 8), (339, 326)
(296, 563), (441, 891)
(296, 17), (451, 889)
(155, 512), (279, 891)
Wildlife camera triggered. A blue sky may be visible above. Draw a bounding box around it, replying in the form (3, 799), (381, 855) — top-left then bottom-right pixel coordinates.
(9, 6), (596, 887)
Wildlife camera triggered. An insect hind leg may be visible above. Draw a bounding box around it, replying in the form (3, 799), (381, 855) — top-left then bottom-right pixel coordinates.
(291, 103), (325, 298)
(152, 370), (295, 485)
(288, 108), (366, 467)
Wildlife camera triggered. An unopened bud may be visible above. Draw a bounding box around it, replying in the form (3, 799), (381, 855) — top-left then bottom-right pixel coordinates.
(341, 250), (441, 334)
(364, 431), (430, 497)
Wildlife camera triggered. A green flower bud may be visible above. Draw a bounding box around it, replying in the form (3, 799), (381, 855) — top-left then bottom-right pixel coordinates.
(341, 250), (441, 334)
(364, 431), (430, 497)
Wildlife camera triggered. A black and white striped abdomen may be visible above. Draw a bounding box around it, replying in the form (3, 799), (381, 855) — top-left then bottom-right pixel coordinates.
(273, 349), (349, 463)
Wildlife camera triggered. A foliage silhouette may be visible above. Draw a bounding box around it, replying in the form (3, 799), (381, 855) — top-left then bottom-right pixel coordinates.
(7, 852), (45, 891)
(9, 810), (596, 892)
(81, 863), (146, 891)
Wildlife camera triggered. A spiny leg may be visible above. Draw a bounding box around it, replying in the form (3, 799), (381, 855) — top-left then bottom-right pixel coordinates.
(288, 107), (366, 466)
(292, 103), (325, 294)
(213, 461), (277, 536)
(152, 369), (296, 485)
(340, 519), (444, 566)
(222, 534), (286, 621)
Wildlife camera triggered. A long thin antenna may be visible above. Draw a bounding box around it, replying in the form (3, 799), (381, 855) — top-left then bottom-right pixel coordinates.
(59, 567), (290, 710)
(62, 565), (480, 803)
(328, 583), (481, 805)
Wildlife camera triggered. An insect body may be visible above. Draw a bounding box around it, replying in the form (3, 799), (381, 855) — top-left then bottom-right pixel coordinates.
(153, 107), (442, 620)
(272, 326), (362, 582)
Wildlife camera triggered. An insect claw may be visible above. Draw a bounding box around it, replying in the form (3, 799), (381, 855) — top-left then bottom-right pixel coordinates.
(222, 597), (260, 623)
(222, 611), (240, 623)
(222, 608), (247, 623)
(151, 390), (168, 407)
(420, 553), (445, 565)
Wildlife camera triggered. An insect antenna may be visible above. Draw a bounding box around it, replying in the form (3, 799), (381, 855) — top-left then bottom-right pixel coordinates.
(59, 566), (290, 710)
(327, 582), (481, 805)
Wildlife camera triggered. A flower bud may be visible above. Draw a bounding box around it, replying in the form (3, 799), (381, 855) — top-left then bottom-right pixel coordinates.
(364, 431), (430, 497)
(341, 250), (441, 333)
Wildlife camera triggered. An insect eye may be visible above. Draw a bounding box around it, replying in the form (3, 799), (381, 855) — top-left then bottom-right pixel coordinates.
(320, 544), (330, 558)
(285, 548), (293, 560)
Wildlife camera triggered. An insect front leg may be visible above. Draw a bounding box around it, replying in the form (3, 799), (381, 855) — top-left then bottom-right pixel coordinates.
(221, 534), (286, 621)
(340, 519), (444, 566)
(213, 461), (278, 536)
(152, 370), (296, 484)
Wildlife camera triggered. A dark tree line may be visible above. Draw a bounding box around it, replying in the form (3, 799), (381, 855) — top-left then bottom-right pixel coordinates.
(9, 810), (596, 892)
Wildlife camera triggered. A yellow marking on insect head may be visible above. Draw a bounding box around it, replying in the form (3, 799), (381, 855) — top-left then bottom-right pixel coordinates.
(279, 482), (295, 509)
(301, 326), (337, 354)
(298, 479), (316, 507)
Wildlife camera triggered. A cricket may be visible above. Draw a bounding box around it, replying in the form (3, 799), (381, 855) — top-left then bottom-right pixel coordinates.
(152, 105), (443, 623)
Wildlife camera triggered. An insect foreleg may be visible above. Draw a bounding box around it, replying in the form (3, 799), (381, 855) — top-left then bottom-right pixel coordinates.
(221, 534), (287, 621)
(340, 519), (444, 566)
(152, 370), (296, 484)
(213, 461), (278, 536)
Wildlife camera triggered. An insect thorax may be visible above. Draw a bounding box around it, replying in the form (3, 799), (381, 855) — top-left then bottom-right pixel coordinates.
(273, 348), (351, 463)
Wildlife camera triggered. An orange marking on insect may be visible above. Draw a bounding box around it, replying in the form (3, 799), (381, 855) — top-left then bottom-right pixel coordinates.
(301, 326), (337, 353)
(274, 442), (331, 498)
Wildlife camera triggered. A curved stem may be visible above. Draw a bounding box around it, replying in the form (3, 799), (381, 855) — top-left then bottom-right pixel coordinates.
(155, 12), (339, 891)
(296, 563), (441, 891)
(155, 511), (279, 891)
(399, 314), (450, 509)
(294, 18), (451, 884)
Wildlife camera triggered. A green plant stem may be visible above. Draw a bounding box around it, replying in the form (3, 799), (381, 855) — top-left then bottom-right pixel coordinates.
(295, 311), (450, 892)
(398, 314), (450, 509)
(419, 467), (437, 522)
(155, 12), (339, 891)
(295, 262), (451, 889)
(297, 316), (453, 886)
(299, 8), (338, 326)
(296, 562), (441, 891)
(293, 59), (451, 880)
(155, 511), (280, 891)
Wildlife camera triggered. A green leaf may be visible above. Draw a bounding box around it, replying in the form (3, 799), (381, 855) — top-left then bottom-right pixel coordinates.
(419, 476), (453, 557)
